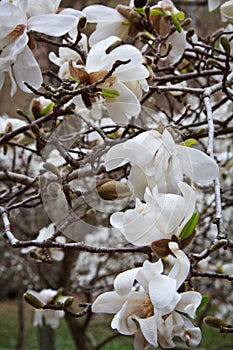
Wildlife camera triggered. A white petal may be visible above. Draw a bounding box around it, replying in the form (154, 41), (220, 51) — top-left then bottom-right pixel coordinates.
(176, 291), (202, 319)
(105, 82), (141, 124)
(177, 145), (219, 185)
(178, 182), (196, 230)
(104, 143), (128, 171)
(89, 22), (129, 47)
(168, 242), (190, 289)
(137, 260), (164, 291)
(149, 275), (177, 310)
(28, 14), (78, 36)
(92, 291), (125, 313)
(208, 0), (220, 11)
(86, 36), (122, 72)
(13, 46), (42, 92)
(83, 5), (124, 23)
(0, 2), (26, 29)
(136, 316), (158, 347)
(112, 292), (146, 335)
(8, 66), (17, 96)
(114, 268), (140, 296)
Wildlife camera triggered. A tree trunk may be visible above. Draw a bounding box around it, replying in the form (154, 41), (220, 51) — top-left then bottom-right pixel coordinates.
(65, 314), (93, 350)
(38, 323), (55, 350)
(16, 295), (24, 350)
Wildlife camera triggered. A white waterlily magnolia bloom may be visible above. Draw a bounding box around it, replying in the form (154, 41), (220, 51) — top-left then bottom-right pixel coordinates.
(110, 182), (195, 245)
(49, 34), (88, 80)
(72, 36), (149, 124)
(21, 223), (65, 261)
(92, 242), (202, 349)
(105, 129), (219, 198)
(0, 0), (82, 95)
(27, 289), (65, 329)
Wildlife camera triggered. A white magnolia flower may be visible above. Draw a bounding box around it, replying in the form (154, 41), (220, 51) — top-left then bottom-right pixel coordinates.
(27, 289), (65, 329)
(92, 242), (202, 349)
(72, 36), (149, 124)
(148, 0), (187, 65)
(83, 0), (186, 64)
(105, 129), (219, 198)
(110, 182), (195, 245)
(21, 223), (65, 261)
(49, 34), (88, 80)
(0, 0), (82, 95)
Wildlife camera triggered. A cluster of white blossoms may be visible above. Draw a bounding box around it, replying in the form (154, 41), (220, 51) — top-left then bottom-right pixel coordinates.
(93, 242), (202, 349)
(0, 0), (83, 95)
(92, 129), (218, 348)
(1, 0), (229, 348)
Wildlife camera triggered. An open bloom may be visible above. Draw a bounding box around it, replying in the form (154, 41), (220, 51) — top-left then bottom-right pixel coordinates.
(92, 242), (202, 349)
(26, 289), (65, 329)
(0, 0), (82, 95)
(105, 129), (219, 198)
(21, 223), (65, 261)
(71, 36), (149, 124)
(110, 182), (196, 245)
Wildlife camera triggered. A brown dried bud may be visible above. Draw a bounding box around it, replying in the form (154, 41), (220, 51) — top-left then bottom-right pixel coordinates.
(151, 239), (171, 257)
(68, 61), (89, 83)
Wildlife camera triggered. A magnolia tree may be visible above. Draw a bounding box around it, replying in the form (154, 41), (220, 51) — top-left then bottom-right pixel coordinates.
(0, 0), (233, 349)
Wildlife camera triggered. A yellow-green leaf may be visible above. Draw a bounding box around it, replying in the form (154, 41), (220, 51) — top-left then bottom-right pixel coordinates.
(179, 212), (199, 241)
(182, 138), (197, 147)
(101, 89), (119, 98)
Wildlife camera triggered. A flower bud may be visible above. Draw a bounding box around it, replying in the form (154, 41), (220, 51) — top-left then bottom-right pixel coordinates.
(204, 316), (229, 329)
(24, 292), (44, 309)
(62, 296), (74, 309)
(96, 179), (132, 200)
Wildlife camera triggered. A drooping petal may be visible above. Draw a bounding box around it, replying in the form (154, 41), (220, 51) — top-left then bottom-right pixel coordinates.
(168, 242), (190, 289)
(178, 316), (202, 347)
(114, 267), (140, 296)
(13, 45), (42, 92)
(104, 143), (129, 171)
(92, 291), (125, 313)
(105, 81), (141, 124)
(136, 316), (158, 348)
(176, 145), (219, 185)
(111, 292), (146, 335)
(176, 291), (202, 319)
